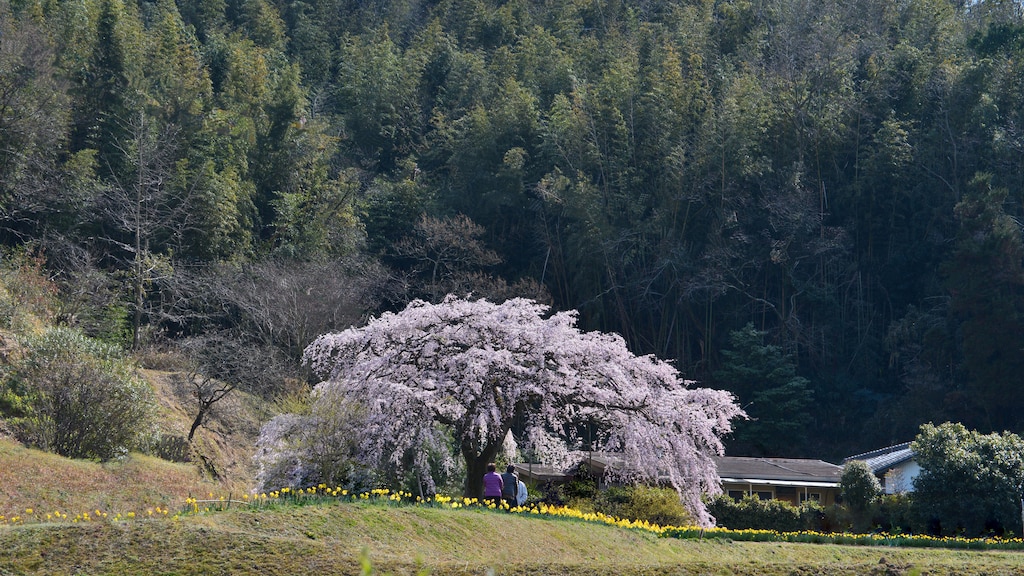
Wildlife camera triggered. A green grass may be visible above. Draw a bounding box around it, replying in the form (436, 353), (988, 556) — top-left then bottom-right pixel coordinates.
(2, 502), (1024, 575)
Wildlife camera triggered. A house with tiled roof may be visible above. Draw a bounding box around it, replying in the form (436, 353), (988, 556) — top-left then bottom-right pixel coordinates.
(713, 456), (843, 505)
(514, 453), (844, 506)
(843, 442), (918, 494)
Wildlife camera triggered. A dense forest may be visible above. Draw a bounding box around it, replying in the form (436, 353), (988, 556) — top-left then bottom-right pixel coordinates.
(2, 0), (1024, 461)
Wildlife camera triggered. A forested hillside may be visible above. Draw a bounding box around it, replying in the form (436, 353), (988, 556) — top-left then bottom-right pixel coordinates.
(2, 0), (1023, 461)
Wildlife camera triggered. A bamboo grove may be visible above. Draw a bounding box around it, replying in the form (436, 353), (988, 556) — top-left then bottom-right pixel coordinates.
(2, 0), (1024, 460)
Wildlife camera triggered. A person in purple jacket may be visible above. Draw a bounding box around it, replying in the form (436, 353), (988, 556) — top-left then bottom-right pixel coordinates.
(482, 462), (503, 505)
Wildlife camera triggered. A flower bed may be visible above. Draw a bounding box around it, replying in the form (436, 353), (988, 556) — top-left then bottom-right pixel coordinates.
(5, 485), (1024, 551)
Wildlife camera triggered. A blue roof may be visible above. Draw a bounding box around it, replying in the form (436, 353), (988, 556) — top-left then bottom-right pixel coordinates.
(843, 442), (915, 474)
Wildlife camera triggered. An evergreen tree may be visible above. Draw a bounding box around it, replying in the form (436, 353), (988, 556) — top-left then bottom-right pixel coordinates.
(70, 0), (143, 181)
(913, 422), (1024, 536)
(714, 323), (813, 456)
(945, 173), (1024, 431)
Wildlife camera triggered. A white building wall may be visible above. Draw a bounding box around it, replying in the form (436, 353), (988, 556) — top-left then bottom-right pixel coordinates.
(881, 461), (920, 494)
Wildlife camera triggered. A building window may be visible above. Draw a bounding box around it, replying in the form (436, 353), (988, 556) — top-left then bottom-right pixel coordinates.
(728, 490), (746, 501)
(800, 492), (821, 502)
(755, 491), (773, 500)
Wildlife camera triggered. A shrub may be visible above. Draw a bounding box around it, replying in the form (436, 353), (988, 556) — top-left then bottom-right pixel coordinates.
(814, 492), (921, 535)
(566, 485), (693, 527)
(706, 494), (825, 532)
(839, 460), (881, 511)
(2, 327), (155, 460)
(0, 249), (57, 332)
(561, 465), (599, 501)
(838, 460), (882, 531)
(539, 481), (566, 506)
(911, 422), (1024, 537)
(149, 432), (191, 462)
(872, 493), (919, 534)
(601, 485), (693, 527)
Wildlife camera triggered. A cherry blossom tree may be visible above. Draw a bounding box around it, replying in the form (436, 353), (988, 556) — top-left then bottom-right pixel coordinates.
(298, 296), (742, 525)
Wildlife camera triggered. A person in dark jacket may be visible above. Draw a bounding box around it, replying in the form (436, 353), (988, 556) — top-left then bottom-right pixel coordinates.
(500, 464), (519, 508)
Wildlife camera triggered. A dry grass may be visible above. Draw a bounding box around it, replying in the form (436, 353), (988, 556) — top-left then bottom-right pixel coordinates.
(0, 439), (243, 518)
(0, 367), (263, 519)
(143, 368), (265, 484)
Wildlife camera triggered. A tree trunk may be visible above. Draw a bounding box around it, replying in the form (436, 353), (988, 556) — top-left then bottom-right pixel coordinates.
(464, 456), (488, 499)
(132, 254), (143, 349)
(462, 442), (502, 498)
(188, 404), (209, 442)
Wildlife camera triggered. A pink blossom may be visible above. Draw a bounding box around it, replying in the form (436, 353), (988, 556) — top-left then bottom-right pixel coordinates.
(298, 296), (742, 526)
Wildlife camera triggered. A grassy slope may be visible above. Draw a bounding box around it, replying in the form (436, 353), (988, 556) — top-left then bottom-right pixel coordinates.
(0, 366), (262, 519)
(0, 439), (240, 518)
(2, 503), (1024, 575)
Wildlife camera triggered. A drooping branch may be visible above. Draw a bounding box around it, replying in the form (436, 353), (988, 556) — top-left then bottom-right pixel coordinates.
(298, 296), (742, 525)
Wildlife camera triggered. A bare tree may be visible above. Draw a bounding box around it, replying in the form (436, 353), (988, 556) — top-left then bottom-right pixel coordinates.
(177, 331), (287, 441)
(394, 214), (501, 301)
(394, 214), (548, 303)
(100, 113), (184, 348)
(166, 258), (386, 439)
(155, 257), (390, 370)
